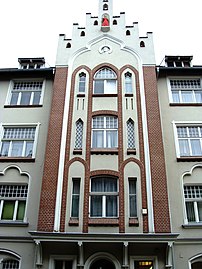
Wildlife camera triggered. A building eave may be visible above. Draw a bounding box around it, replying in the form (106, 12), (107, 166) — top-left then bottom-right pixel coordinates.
(157, 66), (202, 77)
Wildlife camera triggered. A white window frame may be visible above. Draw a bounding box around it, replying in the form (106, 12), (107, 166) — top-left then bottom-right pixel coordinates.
(183, 185), (202, 224)
(168, 78), (202, 104)
(0, 184), (28, 222)
(91, 116), (118, 148)
(78, 72), (86, 93)
(130, 256), (158, 269)
(173, 121), (202, 158)
(124, 71), (133, 94)
(0, 123), (40, 158)
(49, 255), (77, 269)
(93, 68), (117, 94)
(5, 79), (45, 106)
(89, 177), (119, 218)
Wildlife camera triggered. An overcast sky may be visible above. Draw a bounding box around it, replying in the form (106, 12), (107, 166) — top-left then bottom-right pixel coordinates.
(0, 0), (202, 68)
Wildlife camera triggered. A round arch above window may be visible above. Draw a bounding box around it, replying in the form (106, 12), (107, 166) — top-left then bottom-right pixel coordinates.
(84, 252), (120, 269)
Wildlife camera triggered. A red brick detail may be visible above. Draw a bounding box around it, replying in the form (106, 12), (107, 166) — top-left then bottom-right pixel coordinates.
(37, 67), (68, 232)
(60, 66), (91, 232)
(143, 66), (171, 233)
(120, 65), (148, 233)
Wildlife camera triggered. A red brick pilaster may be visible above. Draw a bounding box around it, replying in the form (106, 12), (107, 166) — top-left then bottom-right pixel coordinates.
(143, 66), (171, 233)
(37, 67), (68, 231)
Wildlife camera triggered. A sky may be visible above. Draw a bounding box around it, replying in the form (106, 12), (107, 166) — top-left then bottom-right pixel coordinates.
(0, 0), (202, 68)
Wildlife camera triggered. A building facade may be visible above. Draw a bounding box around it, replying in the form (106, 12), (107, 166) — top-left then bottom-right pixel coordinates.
(0, 1), (201, 269)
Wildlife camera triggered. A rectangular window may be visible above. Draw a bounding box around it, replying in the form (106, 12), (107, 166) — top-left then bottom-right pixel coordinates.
(129, 178), (137, 217)
(177, 126), (202, 157)
(184, 185), (202, 223)
(0, 185), (28, 221)
(71, 178), (80, 218)
(90, 177), (118, 217)
(9, 81), (43, 106)
(170, 79), (202, 104)
(0, 126), (36, 158)
(78, 73), (86, 93)
(92, 116), (118, 148)
(134, 261), (153, 269)
(54, 260), (73, 269)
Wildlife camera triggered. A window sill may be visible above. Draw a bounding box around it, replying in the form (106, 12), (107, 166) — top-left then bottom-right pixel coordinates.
(177, 156), (202, 162)
(77, 93), (85, 97)
(73, 149), (82, 155)
(91, 148), (118, 155)
(170, 103), (202, 106)
(125, 93), (133, 97)
(0, 157), (35, 162)
(127, 149), (136, 155)
(182, 223), (202, 229)
(88, 218), (119, 226)
(129, 217), (139, 227)
(4, 105), (42, 108)
(92, 94), (118, 97)
(0, 221), (29, 227)
(68, 218), (79, 226)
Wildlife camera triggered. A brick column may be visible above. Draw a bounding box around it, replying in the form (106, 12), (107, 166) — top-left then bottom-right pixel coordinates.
(37, 67), (68, 231)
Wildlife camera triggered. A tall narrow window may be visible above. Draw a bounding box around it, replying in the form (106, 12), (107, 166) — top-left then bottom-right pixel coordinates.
(0, 184), (28, 221)
(75, 120), (83, 149)
(71, 178), (80, 218)
(184, 185), (202, 223)
(94, 68), (117, 94)
(92, 116), (118, 148)
(78, 73), (86, 93)
(127, 119), (135, 149)
(90, 177), (118, 217)
(129, 178), (137, 217)
(125, 72), (132, 93)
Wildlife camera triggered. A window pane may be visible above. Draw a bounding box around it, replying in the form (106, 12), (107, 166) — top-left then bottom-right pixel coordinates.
(94, 80), (104, 94)
(54, 260), (63, 269)
(130, 196), (137, 217)
(33, 91), (41, 105)
(105, 80), (116, 93)
(195, 91), (202, 103)
(16, 201), (26, 220)
(71, 196), (79, 217)
(172, 91), (180, 103)
(186, 202), (195, 222)
(92, 131), (104, 148)
(179, 139), (190, 156)
(198, 202), (202, 221)
(106, 196), (117, 217)
(90, 196), (102, 217)
(20, 92), (31, 105)
(0, 142), (9, 157)
(10, 141), (23, 157)
(10, 92), (19, 105)
(104, 178), (117, 192)
(25, 141), (33, 157)
(2, 201), (15, 220)
(106, 130), (118, 148)
(181, 91), (193, 103)
(190, 139), (202, 156)
(65, 261), (73, 269)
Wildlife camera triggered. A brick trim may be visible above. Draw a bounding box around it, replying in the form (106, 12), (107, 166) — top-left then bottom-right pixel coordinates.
(37, 67), (68, 232)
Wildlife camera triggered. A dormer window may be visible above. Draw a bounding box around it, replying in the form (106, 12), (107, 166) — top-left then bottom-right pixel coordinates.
(165, 56), (192, 67)
(18, 58), (45, 69)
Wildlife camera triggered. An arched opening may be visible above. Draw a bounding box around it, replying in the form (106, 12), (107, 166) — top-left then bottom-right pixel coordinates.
(126, 30), (130, 36)
(80, 31), (85, 37)
(103, 4), (108, 10)
(90, 259), (115, 269)
(66, 43), (71, 48)
(140, 41), (145, 47)
(94, 20), (98, 25)
(192, 262), (202, 269)
(113, 20), (117, 25)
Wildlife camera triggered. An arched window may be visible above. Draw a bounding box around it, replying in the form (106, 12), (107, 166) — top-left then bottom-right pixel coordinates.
(92, 115), (118, 148)
(103, 4), (108, 10)
(66, 43), (71, 48)
(126, 30), (131, 36)
(78, 72), (86, 93)
(75, 119), (83, 149)
(94, 68), (117, 94)
(125, 72), (133, 93)
(140, 41), (145, 47)
(113, 20), (117, 25)
(90, 177), (118, 217)
(127, 119), (135, 149)
(80, 31), (85, 37)
(94, 20), (98, 25)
